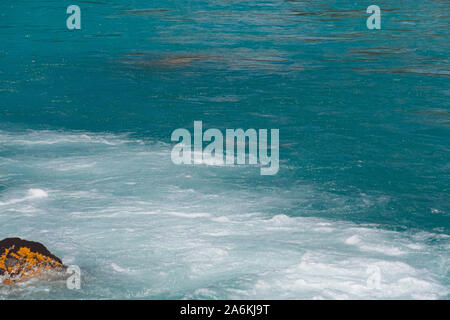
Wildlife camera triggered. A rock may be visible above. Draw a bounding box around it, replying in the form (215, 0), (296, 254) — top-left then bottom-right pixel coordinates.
(121, 54), (207, 68)
(0, 237), (66, 285)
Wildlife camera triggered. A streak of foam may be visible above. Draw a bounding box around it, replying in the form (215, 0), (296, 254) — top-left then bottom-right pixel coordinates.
(0, 189), (48, 206)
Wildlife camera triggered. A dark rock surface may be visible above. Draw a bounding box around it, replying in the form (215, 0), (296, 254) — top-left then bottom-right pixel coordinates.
(0, 238), (63, 264)
(0, 237), (65, 282)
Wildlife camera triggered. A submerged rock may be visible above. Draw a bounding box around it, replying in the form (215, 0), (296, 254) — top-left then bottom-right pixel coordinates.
(120, 53), (208, 69)
(0, 238), (66, 285)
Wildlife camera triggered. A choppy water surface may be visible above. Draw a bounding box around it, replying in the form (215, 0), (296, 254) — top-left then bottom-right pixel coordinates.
(0, 1), (449, 299)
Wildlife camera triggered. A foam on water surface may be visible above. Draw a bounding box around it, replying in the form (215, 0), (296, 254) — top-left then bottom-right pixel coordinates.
(0, 130), (448, 299)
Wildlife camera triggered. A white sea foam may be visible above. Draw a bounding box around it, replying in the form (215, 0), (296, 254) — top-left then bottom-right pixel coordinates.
(111, 263), (131, 273)
(0, 129), (448, 299)
(166, 211), (211, 218)
(0, 189), (48, 206)
(345, 235), (360, 245)
(0, 130), (139, 146)
(27, 189), (48, 199)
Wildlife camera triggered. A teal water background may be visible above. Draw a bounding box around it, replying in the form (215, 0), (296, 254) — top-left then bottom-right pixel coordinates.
(0, 1), (449, 299)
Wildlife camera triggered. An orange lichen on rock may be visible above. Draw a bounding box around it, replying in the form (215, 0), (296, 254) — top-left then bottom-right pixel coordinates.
(0, 238), (66, 285)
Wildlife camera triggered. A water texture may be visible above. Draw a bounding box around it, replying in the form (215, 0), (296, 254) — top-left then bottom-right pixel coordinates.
(0, 0), (449, 299)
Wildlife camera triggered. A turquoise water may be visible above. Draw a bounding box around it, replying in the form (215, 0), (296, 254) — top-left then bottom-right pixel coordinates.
(0, 0), (449, 299)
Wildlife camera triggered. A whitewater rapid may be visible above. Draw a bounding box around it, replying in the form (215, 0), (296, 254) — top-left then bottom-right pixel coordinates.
(0, 129), (448, 299)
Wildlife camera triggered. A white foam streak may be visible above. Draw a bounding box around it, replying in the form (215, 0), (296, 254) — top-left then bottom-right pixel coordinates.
(0, 189), (48, 206)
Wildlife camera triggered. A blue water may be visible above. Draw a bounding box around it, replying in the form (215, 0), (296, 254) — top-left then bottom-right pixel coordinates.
(0, 0), (449, 299)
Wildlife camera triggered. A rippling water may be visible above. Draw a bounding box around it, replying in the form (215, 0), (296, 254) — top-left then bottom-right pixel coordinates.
(0, 1), (449, 299)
